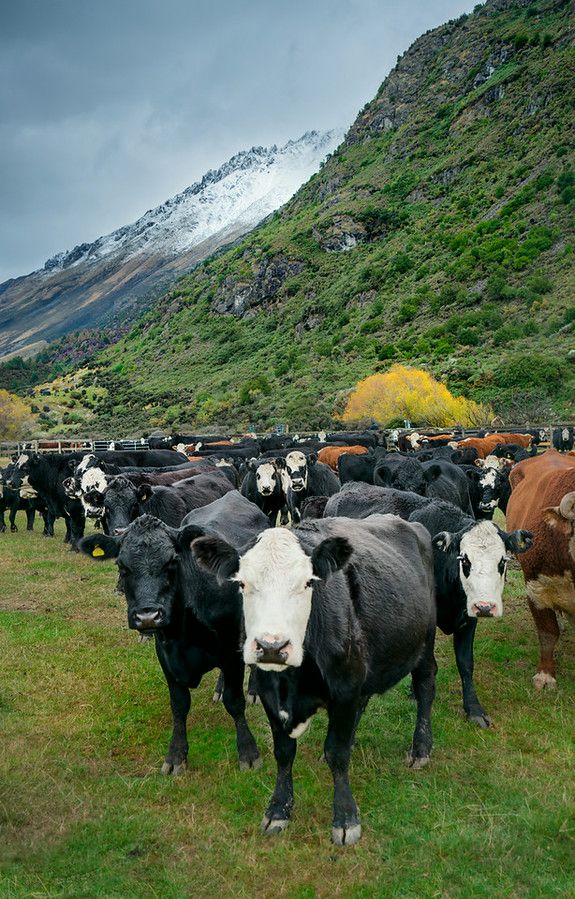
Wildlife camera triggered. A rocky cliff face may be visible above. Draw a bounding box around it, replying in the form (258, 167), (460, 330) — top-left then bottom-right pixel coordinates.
(0, 130), (342, 359)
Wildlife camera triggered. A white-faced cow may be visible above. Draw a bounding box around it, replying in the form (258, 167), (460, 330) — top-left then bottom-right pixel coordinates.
(192, 514), (437, 846)
(277, 452), (340, 523)
(240, 459), (286, 526)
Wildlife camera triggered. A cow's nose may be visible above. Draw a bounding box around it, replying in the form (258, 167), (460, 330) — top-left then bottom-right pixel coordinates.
(255, 637), (290, 664)
(134, 609), (163, 630)
(473, 602), (497, 618)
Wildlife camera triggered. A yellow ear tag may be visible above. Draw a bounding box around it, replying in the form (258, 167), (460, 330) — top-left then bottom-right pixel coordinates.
(92, 546), (105, 557)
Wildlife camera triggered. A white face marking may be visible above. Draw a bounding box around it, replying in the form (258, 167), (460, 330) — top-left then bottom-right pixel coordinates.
(285, 451), (308, 491)
(459, 522), (508, 618)
(255, 462), (277, 495)
(237, 529), (315, 669)
(480, 468), (497, 489)
(408, 433), (421, 448)
(79, 467), (109, 516)
(317, 431), (327, 442)
(15, 453), (29, 468)
(76, 454), (96, 475)
(175, 443), (186, 454)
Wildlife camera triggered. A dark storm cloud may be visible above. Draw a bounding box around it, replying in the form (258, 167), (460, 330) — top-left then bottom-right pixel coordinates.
(0, 0), (474, 281)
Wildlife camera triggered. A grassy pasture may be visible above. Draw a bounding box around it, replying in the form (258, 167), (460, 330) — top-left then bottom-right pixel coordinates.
(0, 518), (573, 898)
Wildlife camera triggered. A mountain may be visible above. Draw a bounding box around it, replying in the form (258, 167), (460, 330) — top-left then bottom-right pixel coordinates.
(4, 0), (575, 436)
(0, 130), (342, 359)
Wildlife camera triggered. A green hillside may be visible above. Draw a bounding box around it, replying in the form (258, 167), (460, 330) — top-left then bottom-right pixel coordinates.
(11, 0), (575, 434)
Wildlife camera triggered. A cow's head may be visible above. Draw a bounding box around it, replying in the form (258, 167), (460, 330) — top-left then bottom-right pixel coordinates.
(192, 528), (352, 669)
(280, 451), (311, 492)
(433, 520), (533, 618)
(478, 467), (509, 518)
(250, 459), (279, 497)
(375, 458), (428, 495)
(79, 516), (206, 631)
(100, 475), (140, 534)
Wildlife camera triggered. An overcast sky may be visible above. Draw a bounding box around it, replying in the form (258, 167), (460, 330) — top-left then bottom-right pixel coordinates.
(0, 0), (475, 282)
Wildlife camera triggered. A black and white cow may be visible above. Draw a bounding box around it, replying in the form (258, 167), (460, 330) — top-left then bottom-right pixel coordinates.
(477, 465), (512, 517)
(93, 471), (234, 534)
(0, 461), (47, 533)
(240, 459), (286, 526)
(552, 427), (574, 452)
(407, 500), (533, 727)
(79, 491), (269, 774)
(192, 514), (437, 846)
(277, 452), (340, 523)
(7, 453), (87, 545)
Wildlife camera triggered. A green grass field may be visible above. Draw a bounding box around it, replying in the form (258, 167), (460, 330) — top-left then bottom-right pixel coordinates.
(0, 518), (573, 898)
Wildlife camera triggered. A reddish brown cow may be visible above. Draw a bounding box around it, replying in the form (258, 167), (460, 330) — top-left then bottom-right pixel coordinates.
(456, 433), (532, 459)
(317, 444), (368, 472)
(506, 450), (575, 688)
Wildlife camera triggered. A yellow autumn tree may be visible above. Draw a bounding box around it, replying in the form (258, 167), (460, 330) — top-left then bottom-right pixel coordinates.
(0, 389), (33, 440)
(342, 365), (491, 428)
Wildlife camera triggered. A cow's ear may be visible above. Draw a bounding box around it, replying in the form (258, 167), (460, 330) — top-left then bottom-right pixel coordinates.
(541, 506), (572, 534)
(465, 468), (480, 482)
(248, 457), (258, 472)
(424, 464), (442, 483)
(432, 531), (453, 553)
(311, 536), (353, 580)
(274, 457), (286, 470)
(308, 453), (317, 466)
(78, 533), (121, 560)
(191, 536), (240, 583)
(137, 484), (153, 503)
(173, 523), (205, 552)
(504, 529), (534, 553)
(375, 464), (392, 486)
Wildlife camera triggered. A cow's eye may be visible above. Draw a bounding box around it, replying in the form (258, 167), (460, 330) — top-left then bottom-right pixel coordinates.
(236, 580), (245, 590)
(305, 579), (314, 589)
(498, 557), (508, 575)
(457, 554), (471, 577)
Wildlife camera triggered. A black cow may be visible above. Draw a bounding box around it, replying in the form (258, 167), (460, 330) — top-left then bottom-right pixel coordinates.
(79, 491), (269, 774)
(324, 482), (430, 520)
(492, 443), (537, 463)
(7, 453), (87, 545)
(374, 457), (474, 515)
(277, 451), (340, 523)
(240, 459), (286, 526)
(192, 514), (437, 846)
(408, 500), (533, 726)
(337, 452), (377, 485)
(95, 471), (234, 534)
(300, 496), (330, 519)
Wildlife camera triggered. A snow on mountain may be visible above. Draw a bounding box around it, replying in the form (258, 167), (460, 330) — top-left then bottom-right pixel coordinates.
(0, 129), (343, 358)
(42, 130), (343, 275)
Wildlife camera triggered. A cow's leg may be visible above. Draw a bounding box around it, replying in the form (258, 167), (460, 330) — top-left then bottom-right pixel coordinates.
(527, 599), (560, 689)
(26, 505), (35, 530)
(408, 639), (437, 764)
(324, 697), (361, 846)
(453, 618), (491, 727)
(67, 506), (85, 551)
(220, 662), (261, 770)
(63, 511), (71, 543)
(212, 670), (224, 703)
(9, 503), (18, 532)
(279, 505), (289, 526)
(0, 504), (6, 533)
(260, 712), (297, 834)
(160, 675), (191, 775)
(247, 665), (259, 704)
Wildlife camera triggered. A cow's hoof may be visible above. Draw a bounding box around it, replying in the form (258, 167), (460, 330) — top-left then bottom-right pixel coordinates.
(467, 711), (492, 728)
(10, 526), (17, 533)
(160, 760), (187, 776)
(239, 754), (262, 771)
(331, 823), (361, 846)
(533, 671), (556, 690)
(247, 692), (259, 705)
(406, 753), (430, 769)
(261, 815), (289, 834)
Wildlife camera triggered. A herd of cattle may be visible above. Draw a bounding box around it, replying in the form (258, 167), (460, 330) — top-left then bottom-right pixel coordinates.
(1, 426), (574, 846)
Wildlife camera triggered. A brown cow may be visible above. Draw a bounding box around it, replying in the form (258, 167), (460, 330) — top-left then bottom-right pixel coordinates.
(317, 444), (368, 472)
(506, 450), (575, 688)
(455, 433), (532, 459)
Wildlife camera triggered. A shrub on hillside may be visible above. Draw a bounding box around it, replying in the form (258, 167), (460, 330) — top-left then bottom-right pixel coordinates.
(492, 353), (565, 389)
(342, 364), (490, 427)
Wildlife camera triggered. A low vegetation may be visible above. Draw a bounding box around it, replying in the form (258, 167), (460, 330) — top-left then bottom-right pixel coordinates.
(0, 519), (573, 896)
(342, 365), (491, 427)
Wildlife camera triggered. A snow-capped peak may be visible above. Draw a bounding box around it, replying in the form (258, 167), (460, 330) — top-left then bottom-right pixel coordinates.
(43, 129), (343, 275)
